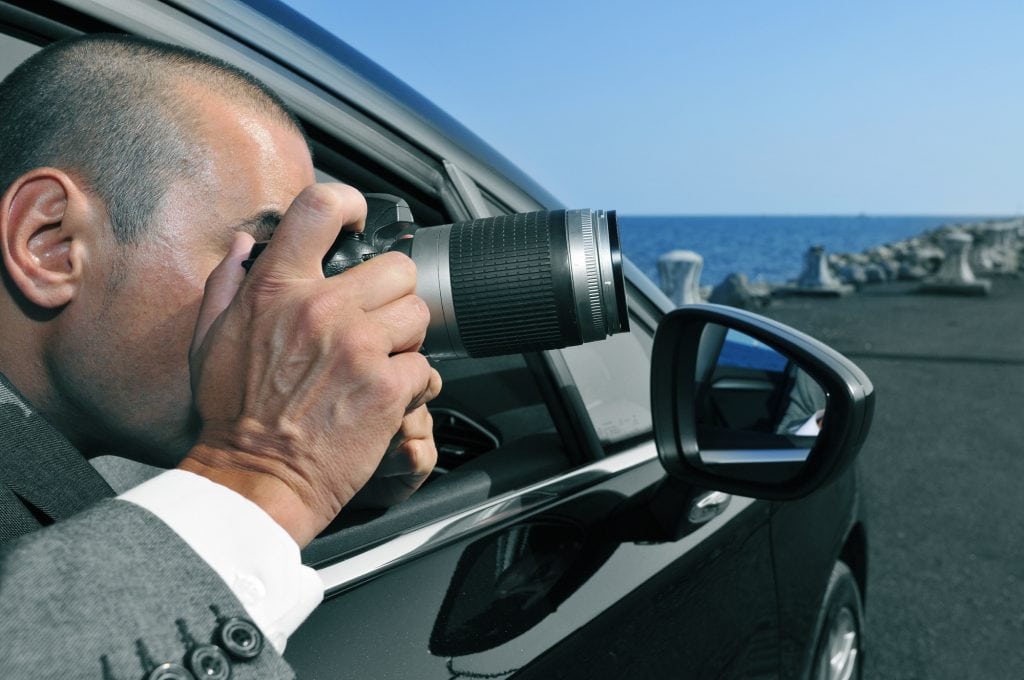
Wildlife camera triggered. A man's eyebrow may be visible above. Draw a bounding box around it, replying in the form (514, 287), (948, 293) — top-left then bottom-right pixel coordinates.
(233, 210), (282, 242)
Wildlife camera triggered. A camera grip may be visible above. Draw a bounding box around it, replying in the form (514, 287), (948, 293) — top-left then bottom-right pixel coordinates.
(242, 231), (392, 277)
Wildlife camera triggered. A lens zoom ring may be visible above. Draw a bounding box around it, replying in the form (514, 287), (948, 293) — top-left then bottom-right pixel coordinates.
(449, 212), (571, 357)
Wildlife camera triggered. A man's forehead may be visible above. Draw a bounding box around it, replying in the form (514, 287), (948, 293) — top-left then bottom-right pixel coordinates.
(172, 75), (304, 147)
(184, 98), (312, 202)
(158, 78), (313, 247)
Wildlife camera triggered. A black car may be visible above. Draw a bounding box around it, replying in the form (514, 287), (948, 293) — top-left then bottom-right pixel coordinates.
(0, 2), (872, 678)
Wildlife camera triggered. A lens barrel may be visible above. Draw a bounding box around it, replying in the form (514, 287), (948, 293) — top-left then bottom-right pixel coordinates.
(411, 209), (628, 359)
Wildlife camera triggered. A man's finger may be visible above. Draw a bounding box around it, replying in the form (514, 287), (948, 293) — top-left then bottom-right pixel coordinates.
(417, 368), (443, 409)
(402, 404), (434, 436)
(328, 251), (418, 312)
(192, 231), (254, 355)
(251, 183), (366, 279)
(386, 405), (433, 451)
(376, 436), (437, 477)
(365, 294), (430, 354)
(386, 354), (442, 411)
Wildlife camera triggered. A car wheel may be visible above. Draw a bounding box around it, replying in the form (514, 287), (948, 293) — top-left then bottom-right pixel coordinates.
(810, 561), (863, 680)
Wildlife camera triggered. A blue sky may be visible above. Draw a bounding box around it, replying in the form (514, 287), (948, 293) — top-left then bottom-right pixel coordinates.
(283, 1), (1022, 215)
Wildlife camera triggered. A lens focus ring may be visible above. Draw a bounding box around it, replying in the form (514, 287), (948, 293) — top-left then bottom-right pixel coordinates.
(448, 211), (581, 357)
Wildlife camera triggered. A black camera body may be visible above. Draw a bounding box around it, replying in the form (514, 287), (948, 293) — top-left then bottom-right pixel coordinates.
(245, 193), (628, 360)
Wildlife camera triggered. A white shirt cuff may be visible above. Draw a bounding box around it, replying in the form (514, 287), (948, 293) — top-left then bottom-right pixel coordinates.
(118, 469), (323, 653)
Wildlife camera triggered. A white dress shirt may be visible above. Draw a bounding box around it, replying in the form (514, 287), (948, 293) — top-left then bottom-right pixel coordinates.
(119, 469), (323, 653)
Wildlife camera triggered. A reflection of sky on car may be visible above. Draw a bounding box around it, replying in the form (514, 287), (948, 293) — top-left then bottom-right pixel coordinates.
(718, 330), (788, 372)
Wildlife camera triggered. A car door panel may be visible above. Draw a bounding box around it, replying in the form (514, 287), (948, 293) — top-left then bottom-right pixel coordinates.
(771, 467), (863, 678)
(287, 446), (778, 679)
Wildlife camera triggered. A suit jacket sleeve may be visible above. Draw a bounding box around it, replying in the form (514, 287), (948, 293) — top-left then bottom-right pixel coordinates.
(0, 498), (297, 679)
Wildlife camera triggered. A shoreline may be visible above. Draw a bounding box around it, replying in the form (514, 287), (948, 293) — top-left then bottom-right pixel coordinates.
(650, 216), (1024, 308)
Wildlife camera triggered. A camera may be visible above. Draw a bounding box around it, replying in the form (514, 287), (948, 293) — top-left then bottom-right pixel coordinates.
(245, 193), (629, 360)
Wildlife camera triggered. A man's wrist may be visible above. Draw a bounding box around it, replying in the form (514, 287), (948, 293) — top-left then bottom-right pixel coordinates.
(178, 447), (319, 547)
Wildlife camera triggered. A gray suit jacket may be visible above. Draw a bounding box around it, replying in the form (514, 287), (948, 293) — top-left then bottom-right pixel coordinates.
(0, 375), (296, 678)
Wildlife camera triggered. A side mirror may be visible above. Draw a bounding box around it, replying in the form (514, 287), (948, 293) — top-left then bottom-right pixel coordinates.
(651, 304), (874, 500)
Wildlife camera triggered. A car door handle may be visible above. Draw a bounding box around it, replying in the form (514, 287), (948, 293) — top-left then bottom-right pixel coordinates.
(688, 491), (732, 525)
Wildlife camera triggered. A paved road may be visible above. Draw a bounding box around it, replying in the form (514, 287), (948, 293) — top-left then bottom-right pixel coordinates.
(765, 279), (1024, 678)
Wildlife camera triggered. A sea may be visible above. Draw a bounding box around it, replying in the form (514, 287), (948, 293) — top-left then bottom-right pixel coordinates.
(617, 215), (1003, 288)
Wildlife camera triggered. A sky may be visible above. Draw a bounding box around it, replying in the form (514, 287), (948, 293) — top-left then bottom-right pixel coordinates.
(282, 1), (1023, 216)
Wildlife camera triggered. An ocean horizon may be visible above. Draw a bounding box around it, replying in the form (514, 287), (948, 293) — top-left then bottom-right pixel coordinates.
(617, 214), (1009, 288)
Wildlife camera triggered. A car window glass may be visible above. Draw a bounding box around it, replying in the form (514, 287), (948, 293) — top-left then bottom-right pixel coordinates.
(559, 312), (653, 447)
(465, 178), (654, 452)
(0, 32), (38, 78)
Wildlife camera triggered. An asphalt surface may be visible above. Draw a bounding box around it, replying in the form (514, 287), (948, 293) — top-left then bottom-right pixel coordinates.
(764, 278), (1024, 678)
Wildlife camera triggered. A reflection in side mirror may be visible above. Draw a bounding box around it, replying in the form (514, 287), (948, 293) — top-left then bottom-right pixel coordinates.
(651, 304), (874, 500)
(695, 326), (825, 480)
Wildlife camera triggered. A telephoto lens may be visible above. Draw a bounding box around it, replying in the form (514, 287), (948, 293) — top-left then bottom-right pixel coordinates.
(244, 195), (630, 360)
(408, 208), (629, 359)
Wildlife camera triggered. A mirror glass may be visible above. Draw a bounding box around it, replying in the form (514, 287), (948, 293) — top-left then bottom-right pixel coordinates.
(693, 324), (826, 477)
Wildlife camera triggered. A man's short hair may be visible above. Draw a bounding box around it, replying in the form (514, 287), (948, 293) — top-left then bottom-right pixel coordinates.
(0, 34), (306, 243)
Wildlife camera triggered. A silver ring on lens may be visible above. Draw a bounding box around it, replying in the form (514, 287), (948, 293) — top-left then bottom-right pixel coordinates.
(566, 209), (621, 342)
(411, 224), (465, 359)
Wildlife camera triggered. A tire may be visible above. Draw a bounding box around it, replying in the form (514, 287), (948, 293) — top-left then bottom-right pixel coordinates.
(809, 561), (863, 680)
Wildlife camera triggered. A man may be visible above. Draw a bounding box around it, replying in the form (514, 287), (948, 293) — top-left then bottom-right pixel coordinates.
(0, 34), (441, 678)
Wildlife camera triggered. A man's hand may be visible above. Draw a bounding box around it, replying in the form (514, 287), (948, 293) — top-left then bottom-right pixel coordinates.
(178, 184), (442, 547)
(346, 405), (437, 510)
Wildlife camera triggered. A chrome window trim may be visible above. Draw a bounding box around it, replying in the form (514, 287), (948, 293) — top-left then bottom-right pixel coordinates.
(317, 443), (654, 596)
(314, 439), (754, 596)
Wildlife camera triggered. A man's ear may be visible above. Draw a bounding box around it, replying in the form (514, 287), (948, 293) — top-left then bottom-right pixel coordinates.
(0, 168), (94, 309)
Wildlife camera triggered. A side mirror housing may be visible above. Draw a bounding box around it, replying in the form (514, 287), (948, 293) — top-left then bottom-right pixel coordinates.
(651, 304), (874, 500)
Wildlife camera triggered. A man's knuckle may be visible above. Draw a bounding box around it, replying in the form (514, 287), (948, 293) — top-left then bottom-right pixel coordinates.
(297, 291), (336, 332)
(409, 295), (430, 325)
(336, 324), (380, 361)
(408, 354), (432, 387)
(339, 185), (367, 221)
(372, 369), (405, 403)
(419, 444), (439, 473)
(409, 441), (437, 475)
(384, 251), (417, 284)
(294, 184), (339, 220)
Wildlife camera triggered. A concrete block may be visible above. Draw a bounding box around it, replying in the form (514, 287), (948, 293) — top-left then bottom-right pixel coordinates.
(709, 272), (771, 309)
(837, 264), (867, 286)
(780, 245), (854, 296)
(919, 231), (991, 295)
(658, 249), (704, 306)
